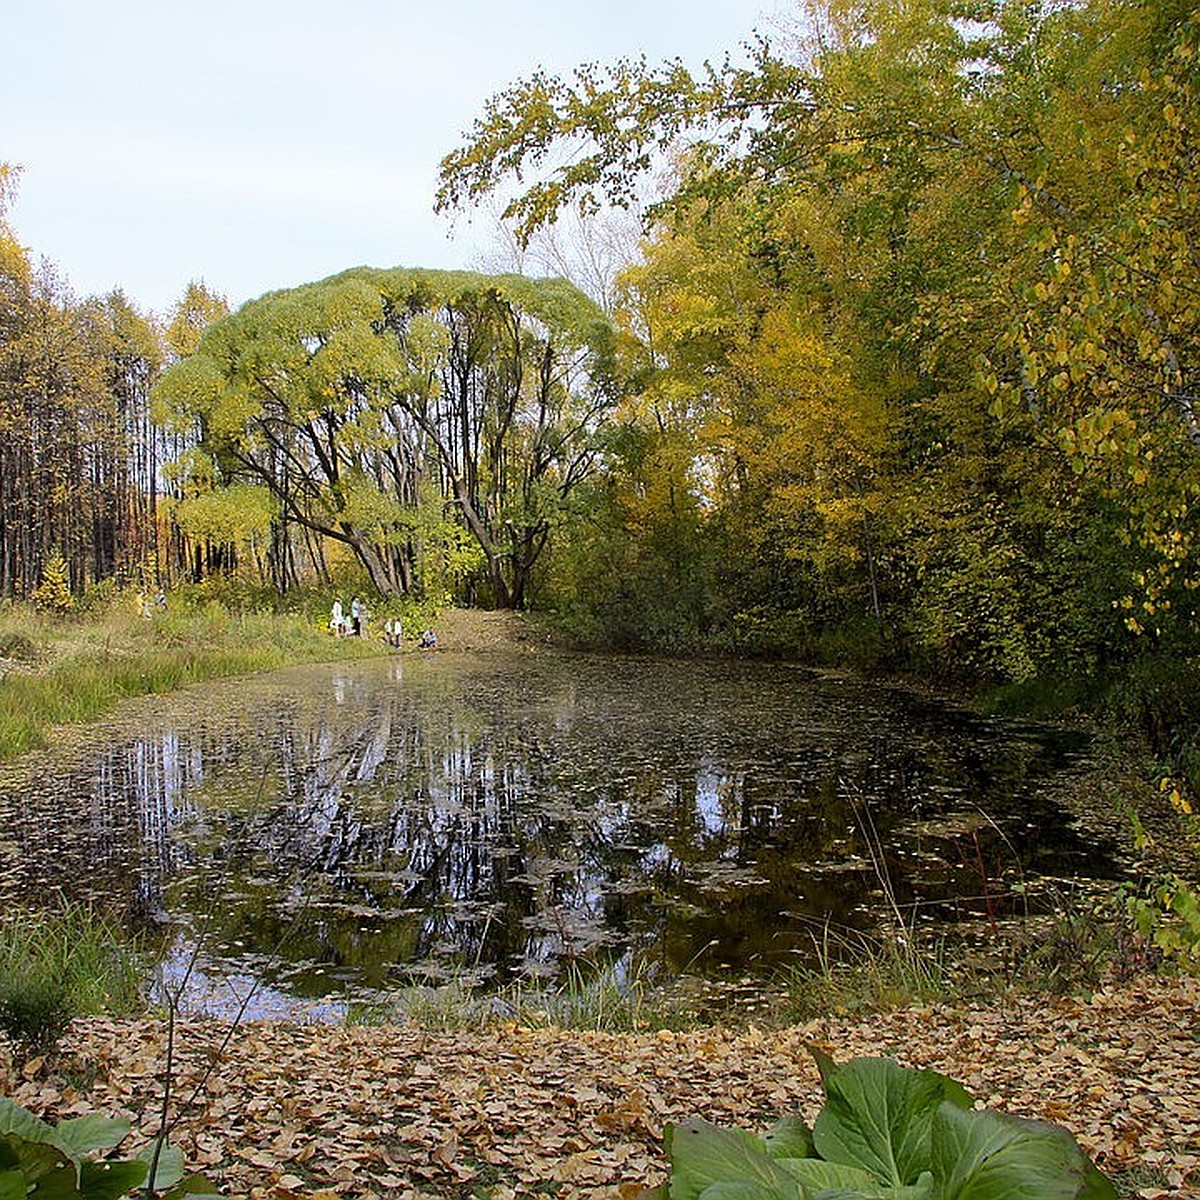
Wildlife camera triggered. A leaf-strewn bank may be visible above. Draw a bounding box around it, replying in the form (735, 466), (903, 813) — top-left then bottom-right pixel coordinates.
(2, 976), (1196, 1199)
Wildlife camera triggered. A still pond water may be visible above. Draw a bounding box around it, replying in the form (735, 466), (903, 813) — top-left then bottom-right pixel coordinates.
(0, 649), (1120, 1016)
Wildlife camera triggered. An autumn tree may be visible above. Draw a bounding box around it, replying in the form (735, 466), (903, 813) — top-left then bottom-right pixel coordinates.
(154, 268), (615, 606)
(83, 290), (164, 584)
(978, 0), (1200, 645)
(164, 280), (229, 362)
(0, 253), (100, 597)
(437, 0), (1198, 681)
(0, 162), (34, 595)
(1, 167), (177, 600)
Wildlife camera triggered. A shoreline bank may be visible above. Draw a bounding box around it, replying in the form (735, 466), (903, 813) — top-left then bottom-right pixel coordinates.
(2, 973), (1196, 1199)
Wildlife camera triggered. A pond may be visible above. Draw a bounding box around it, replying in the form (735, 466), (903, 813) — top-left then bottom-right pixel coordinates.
(0, 648), (1122, 1017)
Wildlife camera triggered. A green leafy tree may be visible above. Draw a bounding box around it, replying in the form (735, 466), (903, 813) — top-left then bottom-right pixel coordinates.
(154, 268), (615, 606)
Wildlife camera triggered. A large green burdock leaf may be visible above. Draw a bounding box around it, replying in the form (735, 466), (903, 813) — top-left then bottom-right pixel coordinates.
(811, 1191), (932, 1200)
(54, 1116), (129, 1158)
(763, 1117), (816, 1160)
(160, 1172), (225, 1200)
(78, 1158), (148, 1200)
(694, 1183), (785, 1200)
(3, 1141), (80, 1198)
(931, 1103), (1118, 1200)
(812, 1057), (973, 1188)
(662, 1056), (1116, 1200)
(0, 1097), (57, 1147)
(136, 1141), (185, 1191)
(779, 1155), (934, 1197)
(668, 1117), (803, 1200)
(0, 1133), (75, 1192)
(0, 1097), (214, 1199)
(0, 1169), (26, 1200)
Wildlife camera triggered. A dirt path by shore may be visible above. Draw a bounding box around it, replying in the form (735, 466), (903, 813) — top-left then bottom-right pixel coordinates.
(422, 609), (541, 653)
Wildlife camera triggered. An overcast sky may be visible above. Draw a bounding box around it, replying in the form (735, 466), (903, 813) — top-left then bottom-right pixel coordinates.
(3, 0), (782, 316)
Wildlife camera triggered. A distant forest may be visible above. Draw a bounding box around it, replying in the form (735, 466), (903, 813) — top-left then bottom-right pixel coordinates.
(2, 0), (1198, 724)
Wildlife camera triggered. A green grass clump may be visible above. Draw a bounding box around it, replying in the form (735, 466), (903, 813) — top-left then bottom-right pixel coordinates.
(778, 925), (955, 1020)
(0, 631), (41, 663)
(0, 904), (146, 1052)
(360, 958), (695, 1033)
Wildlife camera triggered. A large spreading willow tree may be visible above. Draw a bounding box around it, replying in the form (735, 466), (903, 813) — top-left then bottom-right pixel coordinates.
(154, 268), (616, 607)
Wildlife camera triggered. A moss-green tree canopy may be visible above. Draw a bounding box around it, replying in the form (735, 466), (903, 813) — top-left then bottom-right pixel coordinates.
(154, 267), (616, 605)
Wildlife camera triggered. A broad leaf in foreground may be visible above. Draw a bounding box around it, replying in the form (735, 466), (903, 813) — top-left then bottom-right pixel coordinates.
(780, 1155), (934, 1197)
(55, 1116), (130, 1159)
(668, 1117), (802, 1200)
(0, 1097), (57, 1147)
(931, 1102), (1118, 1200)
(136, 1142), (185, 1191)
(0, 1168), (25, 1200)
(78, 1157), (150, 1200)
(697, 1182), (787, 1200)
(763, 1117), (816, 1160)
(812, 1057), (972, 1187)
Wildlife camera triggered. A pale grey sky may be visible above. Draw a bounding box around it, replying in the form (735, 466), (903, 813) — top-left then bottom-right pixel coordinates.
(3, 1), (781, 315)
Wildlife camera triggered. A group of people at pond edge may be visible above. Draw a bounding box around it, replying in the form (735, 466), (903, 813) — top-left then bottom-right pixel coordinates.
(329, 596), (364, 638)
(329, 597), (437, 650)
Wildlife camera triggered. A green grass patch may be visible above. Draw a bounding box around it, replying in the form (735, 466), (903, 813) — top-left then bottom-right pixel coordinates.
(0, 601), (382, 760)
(355, 958), (697, 1033)
(776, 925), (956, 1020)
(980, 671), (1096, 719)
(0, 630), (41, 663)
(0, 903), (147, 1052)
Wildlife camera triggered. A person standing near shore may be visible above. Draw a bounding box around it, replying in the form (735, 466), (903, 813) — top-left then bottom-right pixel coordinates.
(330, 597), (344, 636)
(350, 596), (362, 636)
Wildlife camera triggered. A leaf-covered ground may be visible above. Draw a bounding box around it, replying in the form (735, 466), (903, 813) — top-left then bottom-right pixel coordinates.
(2, 975), (1198, 1199)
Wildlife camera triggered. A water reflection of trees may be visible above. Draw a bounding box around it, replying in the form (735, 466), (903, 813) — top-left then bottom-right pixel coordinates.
(0, 731), (208, 923)
(0, 656), (1118, 1001)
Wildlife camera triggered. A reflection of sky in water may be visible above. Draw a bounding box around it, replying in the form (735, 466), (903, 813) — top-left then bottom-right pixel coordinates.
(156, 936), (351, 1022)
(0, 650), (1122, 1014)
(694, 760), (746, 843)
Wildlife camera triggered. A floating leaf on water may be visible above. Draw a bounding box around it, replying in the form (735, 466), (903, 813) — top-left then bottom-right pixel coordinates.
(902, 813), (991, 838)
(691, 862), (771, 893)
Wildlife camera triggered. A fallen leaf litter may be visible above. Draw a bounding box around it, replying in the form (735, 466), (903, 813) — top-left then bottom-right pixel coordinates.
(2, 974), (1197, 1199)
